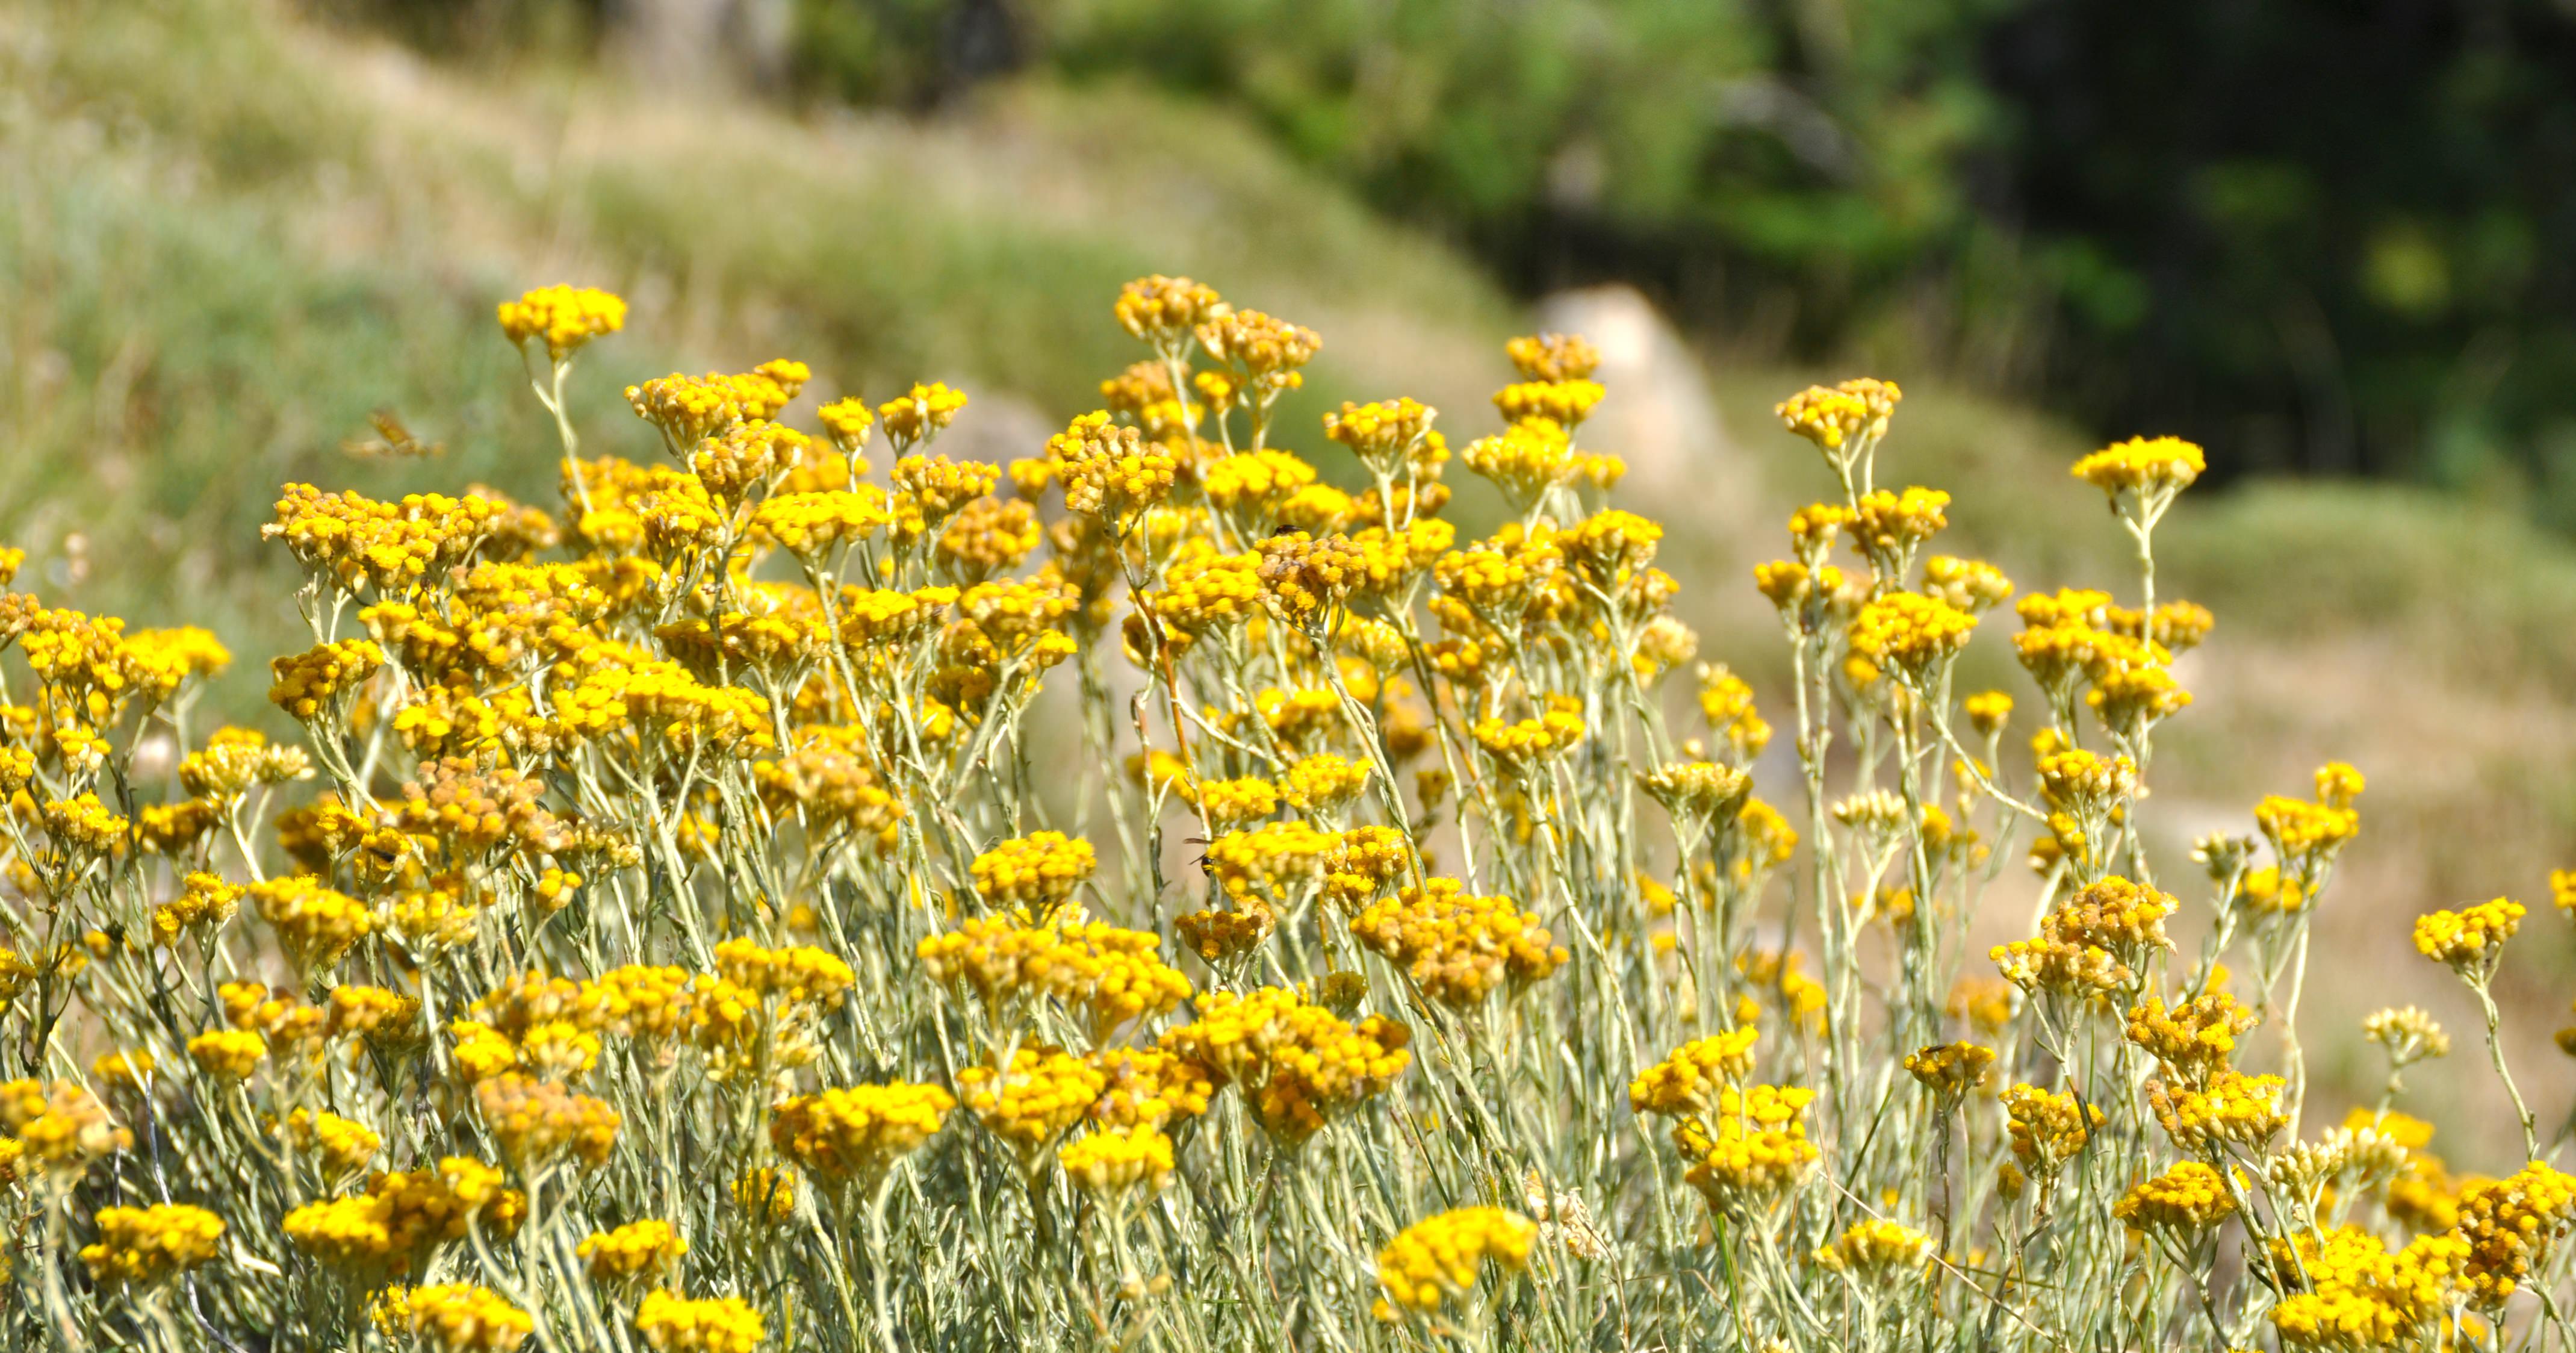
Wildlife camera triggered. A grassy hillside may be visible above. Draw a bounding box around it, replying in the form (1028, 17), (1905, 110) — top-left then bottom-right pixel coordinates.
(0, 0), (1516, 695)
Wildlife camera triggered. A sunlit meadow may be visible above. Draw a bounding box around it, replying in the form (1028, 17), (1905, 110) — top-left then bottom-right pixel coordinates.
(0, 272), (2570, 1353)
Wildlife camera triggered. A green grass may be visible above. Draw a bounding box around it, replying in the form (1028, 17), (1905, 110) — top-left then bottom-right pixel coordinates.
(0, 0), (1515, 709)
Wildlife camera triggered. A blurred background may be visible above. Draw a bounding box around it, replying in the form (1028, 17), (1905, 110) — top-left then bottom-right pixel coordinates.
(1, 0), (2569, 1152)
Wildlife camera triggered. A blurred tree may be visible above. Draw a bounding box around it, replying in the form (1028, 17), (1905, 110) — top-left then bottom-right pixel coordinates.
(1982, 0), (2576, 505)
(332, 0), (2576, 520)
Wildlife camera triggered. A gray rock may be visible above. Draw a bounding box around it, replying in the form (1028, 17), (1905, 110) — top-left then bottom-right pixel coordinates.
(1533, 284), (1761, 541)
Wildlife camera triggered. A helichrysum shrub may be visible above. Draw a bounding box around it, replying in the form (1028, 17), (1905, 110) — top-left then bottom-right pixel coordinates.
(0, 272), (2566, 1352)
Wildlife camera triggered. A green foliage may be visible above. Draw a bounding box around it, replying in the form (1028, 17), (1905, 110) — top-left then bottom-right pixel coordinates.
(783, 0), (2576, 522)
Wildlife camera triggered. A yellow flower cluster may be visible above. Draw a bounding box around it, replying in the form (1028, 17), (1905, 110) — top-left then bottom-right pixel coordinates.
(268, 638), (385, 721)
(1470, 696), (1586, 770)
(1056, 1125), (1176, 1198)
(917, 916), (1190, 1036)
(957, 1047), (1107, 1155)
(1282, 753), (1371, 813)
(771, 1083), (956, 1186)
(286, 1109), (383, 1175)
(634, 1290), (766, 1353)
(1674, 1084), (1822, 1215)
(1255, 530), (1364, 623)
(497, 284), (627, 360)
(249, 875), (374, 971)
(1350, 879), (1568, 1007)
(2071, 435), (2205, 499)
(1159, 987), (1409, 1146)
(476, 1074), (621, 1169)
(579, 1219), (689, 1283)
(380, 1283), (535, 1353)
(1849, 590), (1976, 680)
(1992, 876), (2176, 996)
(969, 831), (1096, 916)
(1323, 397), (1440, 473)
(79, 1203), (226, 1288)
(1902, 1042), (1996, 1106)
(2124, 991), (2259, 1084)
(2002, 1083), (2101, 1178)
(2151, 1070), (2288, 1154)
(2267, 1224), (2474, 1348)
(188, 1028), (268, 1081)
(1814, 1219), (1934, 1283)
(1775, 379), (1901, 455)
(2411, 897), (2522, 974)
(284, 1157), (520, 1271)
(1374, 1207), (1538, 1316)
(625, 367), (802, 447)
(878, 382), (970, 449)
(1630, 1028), (1761, 1116)
(2455, 1162), (2576, 1306)
(2114, 1162), (2236, 1235)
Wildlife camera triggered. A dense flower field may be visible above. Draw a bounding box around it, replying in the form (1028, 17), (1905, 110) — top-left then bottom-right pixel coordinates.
(0, 275), (2568, 1351)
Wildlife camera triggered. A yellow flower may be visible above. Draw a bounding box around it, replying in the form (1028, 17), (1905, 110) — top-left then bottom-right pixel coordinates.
(1199, 447), (1317, 521)
(267, 639), (384, 723)
(635, 1289), (766, 1353)
(285, 1109), (382, 1175)
(893, 456), (1000, 544)
(2002, 1083), (2100, 1178)
(1814, 1218), (1934, 1284)
(382, 1283), (533, 1353)
(1049, 411), (1178, 527)
(2456, 1161), (2576, 1306)
(1775, 378), (1900, 458)
(2150, 1070), (2288, 1154)
(579, 1219), (689, 1284)
(1114, 274), (1223, 347)
(624, 369), (799, 446)
(1674, 1084), (1822, 1215)
(476, 1073), (621, 1169)
(2115, 1162), (2236, 1235)
(1504, 333), (1600, 383)
(957, 1047), (1106, 1156)
(1460, 418), (1580, 505)
(2071, 436), (2205, 523)
(248, 876), (374, 972)
(1159, 986), (1409, 1148)
(1255, 530), (1365, 623)
(1630, 1030), (1760, 1116)
(2412, 898), (2523, 975)
(1057, 1125), (1175, 1198)
(1196, 309), (1321, 383)
(772, 1083), (955, 1189)
(1352, 879), (1568, 1007)
(1281, 754), (1371, 815)
(1848, 591), (1975, 682)
(1492, 379), (1605, 429)
(1902, 1042), (1996, 1107)
(969, 832), (1097, 918)
(1322, 398), (1439, 474)
(1190, 774), (1280, 826)
(187, 1028), (267, 1081)
(1374, 1207), (1538, 1317)
(497, 284), (626, 360)
(79, 1203), (225, 1288)
(2124, 991), (2260, 1084)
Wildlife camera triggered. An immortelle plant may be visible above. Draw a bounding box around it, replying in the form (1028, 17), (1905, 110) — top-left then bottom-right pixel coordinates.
(0, 275), (2569, 1352)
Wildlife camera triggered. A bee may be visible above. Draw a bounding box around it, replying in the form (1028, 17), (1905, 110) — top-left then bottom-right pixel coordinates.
(1182, 835), (1214, 878)
(341, 409), (444, 459)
